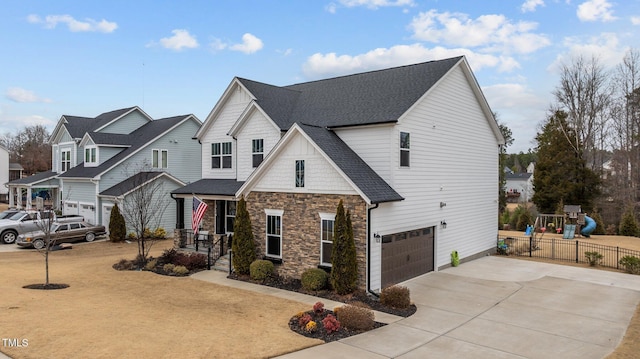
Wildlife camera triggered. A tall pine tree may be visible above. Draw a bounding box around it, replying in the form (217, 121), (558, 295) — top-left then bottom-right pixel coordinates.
(532, 111), (600, 213)
(330, 200), (358, 295)
(232, 196), (256, 274)
(108, 203), (126, 243)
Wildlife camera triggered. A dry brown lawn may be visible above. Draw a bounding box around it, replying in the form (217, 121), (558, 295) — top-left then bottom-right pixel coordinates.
(0, 240), (321, 359)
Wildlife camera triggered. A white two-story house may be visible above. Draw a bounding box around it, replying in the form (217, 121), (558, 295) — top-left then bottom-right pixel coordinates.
(172, 56), (504, 292)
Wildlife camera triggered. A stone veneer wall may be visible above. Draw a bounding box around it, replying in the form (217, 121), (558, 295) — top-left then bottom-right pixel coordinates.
(245, 192), (368, 289)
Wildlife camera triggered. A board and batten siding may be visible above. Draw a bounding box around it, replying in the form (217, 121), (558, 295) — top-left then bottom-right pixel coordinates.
(368, 65), (499, 291)
(252, 131), (358, 195)
(99, 110), (149, 134)
(335, 124), (393, 183)
(235, 109), (282, 181)
(201, 85), (252, 179)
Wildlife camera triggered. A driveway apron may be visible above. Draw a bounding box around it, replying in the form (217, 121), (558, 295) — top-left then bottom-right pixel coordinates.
(276, 256), (640, 359)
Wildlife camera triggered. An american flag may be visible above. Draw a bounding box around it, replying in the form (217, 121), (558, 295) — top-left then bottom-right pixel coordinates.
(192, 196), (208, 236)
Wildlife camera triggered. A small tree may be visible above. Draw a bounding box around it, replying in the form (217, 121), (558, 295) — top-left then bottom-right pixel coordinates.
(232, 196), (255, 274)
(108, 204), (126, 243)
(619, 207), (640, 237)
(330, 200), (358, 295)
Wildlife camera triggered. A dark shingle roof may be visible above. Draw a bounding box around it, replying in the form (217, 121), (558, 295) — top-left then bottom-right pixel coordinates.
(298, 124), (403, 204)
(63, 107), (137, 139)
(171, 179), (244, 196)
(506, 173), (532, 180)
(237, 57), (462, 130)
(87, 132), (132, 146)
(100, 172), (170, 197)
(8, 170), (58, 185)
(59, 115), (190, 179)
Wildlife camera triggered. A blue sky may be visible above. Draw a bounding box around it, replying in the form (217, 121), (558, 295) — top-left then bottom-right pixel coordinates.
(1, 0), (638, 153)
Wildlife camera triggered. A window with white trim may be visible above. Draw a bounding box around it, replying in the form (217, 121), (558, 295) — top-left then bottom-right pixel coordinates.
(85, 146), (97, 165)
(61, 150), (71, 172)
(211, 142), (232, 169)
(320, 213), (335, 266)
(400, 132), (410, 167)
(252, 139), (264, 168)
(152, 149), (168, 169)
(265, 209), (283, 258)
(295, 160), (305, 188)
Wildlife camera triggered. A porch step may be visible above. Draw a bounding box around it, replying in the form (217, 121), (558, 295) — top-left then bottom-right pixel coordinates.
(212, 253), (231, 273)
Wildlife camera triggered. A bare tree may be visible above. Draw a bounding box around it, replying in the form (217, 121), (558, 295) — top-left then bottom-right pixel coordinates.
(0, 125), (51, 175)
(118, 163), (169, 265)
(553, 55), (611, 172)
(609, 49), (640, 205)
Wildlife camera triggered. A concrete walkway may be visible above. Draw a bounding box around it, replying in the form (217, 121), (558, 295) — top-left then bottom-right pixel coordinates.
(195, 256), (640, 359)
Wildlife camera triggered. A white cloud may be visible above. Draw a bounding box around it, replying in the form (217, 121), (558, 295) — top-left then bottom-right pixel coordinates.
(229, 33), (264, 54)
(5, 88), (52, 103)
(549, 32), (625, 71)
(302, 43), (519, 79)
(326, 3), (338, 13)
(339, 0), (415, 9)
(577, 0), (616, 22)
(409, 10), (550, 54)
(27, 14), (117, 33)
(631, 16), (640, 25)
(159, 29), (199, 51)
(521, 0), (545, 13)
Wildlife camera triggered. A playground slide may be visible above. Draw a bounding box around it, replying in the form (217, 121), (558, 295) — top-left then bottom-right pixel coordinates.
(581, 216), (596, 237)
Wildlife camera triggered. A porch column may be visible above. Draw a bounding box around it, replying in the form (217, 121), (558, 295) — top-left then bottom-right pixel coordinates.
(8, 186), (14, 208)
(26, 188), (32, 209)
(16, 188), (22, 209)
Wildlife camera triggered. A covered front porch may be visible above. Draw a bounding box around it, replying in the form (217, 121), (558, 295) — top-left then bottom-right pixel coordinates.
(6, 171), (61, 210)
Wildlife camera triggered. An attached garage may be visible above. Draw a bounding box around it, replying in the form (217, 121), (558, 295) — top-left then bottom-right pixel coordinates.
(79, 202), (96, 224)
(381, 226), (435, 288)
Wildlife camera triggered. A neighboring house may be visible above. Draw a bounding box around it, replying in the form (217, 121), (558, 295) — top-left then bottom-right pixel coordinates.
(172, 56), (504, 292)
(505, 172), (534, 203)
(7, 106), (202, 234)
(0, 145), (8, 202)
(9, 163), (24, 182)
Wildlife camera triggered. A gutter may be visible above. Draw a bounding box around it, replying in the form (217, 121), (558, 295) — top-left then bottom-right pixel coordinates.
(367, 203), (380, 297)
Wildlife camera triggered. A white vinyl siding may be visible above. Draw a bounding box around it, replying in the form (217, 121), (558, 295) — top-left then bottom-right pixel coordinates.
(252, 132), (358, 195)
(201, 84), (251, 179)
(335, 124), (393, 182)
(368, 65), (500, 291)
(234, 108), (282, 181)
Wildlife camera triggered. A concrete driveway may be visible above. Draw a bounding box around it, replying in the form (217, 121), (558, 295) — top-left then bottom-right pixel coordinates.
(277, 256), (640, 359)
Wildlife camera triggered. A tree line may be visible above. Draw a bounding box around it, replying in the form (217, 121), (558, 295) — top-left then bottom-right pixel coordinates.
(0, 124), (52, 176)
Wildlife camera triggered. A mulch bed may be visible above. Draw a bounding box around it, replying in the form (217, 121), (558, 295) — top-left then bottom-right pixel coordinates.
(229, 273), (417, 342)
(23, 283), (70, 290)
(288, 309), (386, 342)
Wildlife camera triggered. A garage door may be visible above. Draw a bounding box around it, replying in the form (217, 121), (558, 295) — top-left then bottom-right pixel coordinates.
(381, 226), (434, 288)
(79, 203), (95, 224)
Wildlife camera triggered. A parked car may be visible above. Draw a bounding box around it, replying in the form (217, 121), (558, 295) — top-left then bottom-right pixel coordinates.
(0, 210), (20, 220)
(0, 210), (84, 244)
(16, 221), (107, 249)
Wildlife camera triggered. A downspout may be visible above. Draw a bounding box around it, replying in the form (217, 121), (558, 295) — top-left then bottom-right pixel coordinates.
(367, 203), (379, 297)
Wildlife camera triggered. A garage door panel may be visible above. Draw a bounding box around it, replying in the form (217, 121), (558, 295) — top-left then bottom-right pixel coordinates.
(381, 226), (434, 288)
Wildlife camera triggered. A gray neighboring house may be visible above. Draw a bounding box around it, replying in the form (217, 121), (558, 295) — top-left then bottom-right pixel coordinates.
(7, 106), (202, 234)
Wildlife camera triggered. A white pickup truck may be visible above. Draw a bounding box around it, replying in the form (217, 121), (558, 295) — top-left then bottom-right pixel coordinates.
(0, 210), (84, 244)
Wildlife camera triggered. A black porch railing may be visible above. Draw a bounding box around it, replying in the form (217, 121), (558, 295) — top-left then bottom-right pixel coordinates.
(176, 229), (229, 270)
(497, 235), (640, 270)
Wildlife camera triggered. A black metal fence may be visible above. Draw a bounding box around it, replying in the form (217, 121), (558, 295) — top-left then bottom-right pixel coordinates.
(497, 235), (640, 270)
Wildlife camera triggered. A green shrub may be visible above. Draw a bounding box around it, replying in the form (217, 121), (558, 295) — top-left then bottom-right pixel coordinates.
(500, 211), (511, 229)
(619, 208), (640, 237)
(620, 256), (640, 274)
(144, 259), (158, 271)
(232, 197), (256, 274)
(330, 200), (358, 295)
(172, 265), (189, 276)
(163, 263), (175, 272)
(380, 285), (411, 309)
(591, 211), (606, 235)
(301, 268), (328, 291)
(336, 303), (374, 331)
(516, 208), (534, 231)
(584, 251), (603, 267)
(108, 204), (126, 243)
(249, 260), (274, 281)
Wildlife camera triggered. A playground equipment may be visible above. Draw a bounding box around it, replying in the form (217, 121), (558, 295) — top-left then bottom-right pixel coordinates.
(581, 216), (596, 237)
(532, 204), (596, 239)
